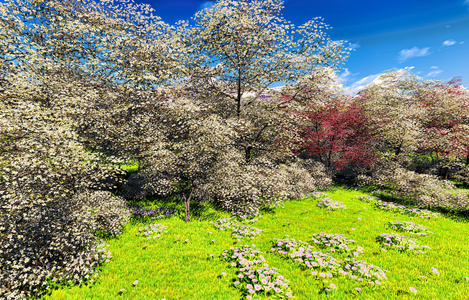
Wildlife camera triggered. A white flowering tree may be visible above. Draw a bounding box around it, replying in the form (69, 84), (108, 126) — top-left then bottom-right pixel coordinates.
(357, 70), (469, 177)
(356, 69), (431, 159)
(174, 0), (351, 160)
(0, 0), (182, 298)
(414, 77), (469, 179)
(122, 0), (345, 220)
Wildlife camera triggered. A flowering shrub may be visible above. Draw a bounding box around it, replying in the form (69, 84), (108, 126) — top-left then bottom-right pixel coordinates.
(128, 206), (177, 221)
(355, 196), (441, 218)
(309, 192), (329, 199)
(74, 191), (131, 238)
(270, 237), (388, 289)
(205, 157), (331, 214)
(317, 198), (347, 210)
(311, 233), (364, 257)
(377, 233), (431, 253)
(271, 238), (342, 275)
(230, 209), (262, 223)
(136, 224), (168, 239)
(387, 221), (433, 236)
(358, 164), (469, 211)
(374, 200), (440, 218)
(341, 258), (388, 282)
(221, 245), (293, 299)
(0, 188), (126, 300)
(211, 218), (263, 241)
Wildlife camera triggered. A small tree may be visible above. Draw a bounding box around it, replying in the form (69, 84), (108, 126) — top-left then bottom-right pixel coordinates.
(291, 92), (377, 173)
(122, 94), (332, 220)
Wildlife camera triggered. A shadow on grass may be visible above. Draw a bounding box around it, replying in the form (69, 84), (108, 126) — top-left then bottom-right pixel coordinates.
(331, 178), (469, 223)
(126, 195), (230, 223)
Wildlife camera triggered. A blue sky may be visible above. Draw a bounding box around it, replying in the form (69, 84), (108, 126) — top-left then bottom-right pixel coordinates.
(132, 0), (469, 92)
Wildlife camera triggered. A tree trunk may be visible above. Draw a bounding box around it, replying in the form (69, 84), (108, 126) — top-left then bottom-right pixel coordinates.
(236, 69), (242, 118)
(394, 143), (402, 157)
(245, 145), (252, 162)
(184, 187), (194, 223)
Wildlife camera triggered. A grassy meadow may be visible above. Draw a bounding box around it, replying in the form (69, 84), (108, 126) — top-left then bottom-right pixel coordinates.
(38, 186), (469, 300)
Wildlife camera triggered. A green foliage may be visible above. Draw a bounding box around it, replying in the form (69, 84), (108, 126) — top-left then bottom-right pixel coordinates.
(120, 159), (139, 173)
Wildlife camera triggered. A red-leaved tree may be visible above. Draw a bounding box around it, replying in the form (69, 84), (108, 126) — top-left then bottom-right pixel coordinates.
(291, 95), (378, 172)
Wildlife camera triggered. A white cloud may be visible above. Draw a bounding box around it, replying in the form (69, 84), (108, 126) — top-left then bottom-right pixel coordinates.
(426, 66), (442, 77)
(443, 39), (457, 46)
(338, 68), (359, 84)
(345, 68), (416, 94)
(398, 47), (431, 63)
(349, 42), (360, 50)
(347, 73), (381, 93)
(460, 41), (465, 44)
(198, 1), (215, 11)
(427, 70), (442, 77)
(339, 68), (351, 81)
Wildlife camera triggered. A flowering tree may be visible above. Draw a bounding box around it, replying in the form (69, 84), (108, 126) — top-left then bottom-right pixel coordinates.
(357, 69), (431, 159)
(174, 0), (351, 161)
(356, 72), (469, 211)
(411, 77), (469, 179)
(122, 89), (333, 220)
(0, 0), (182, 298)
(122, 0), (347, 219)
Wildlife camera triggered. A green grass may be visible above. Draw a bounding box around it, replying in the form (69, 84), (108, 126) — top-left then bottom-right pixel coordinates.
(120, 159), (139, 173)
(39, 187), (469, 300)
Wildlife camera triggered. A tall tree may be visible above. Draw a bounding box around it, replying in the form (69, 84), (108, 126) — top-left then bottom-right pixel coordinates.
(174, 0), (351, 161)
(0, 0), (181, 298)
(122, 0), (346, 219)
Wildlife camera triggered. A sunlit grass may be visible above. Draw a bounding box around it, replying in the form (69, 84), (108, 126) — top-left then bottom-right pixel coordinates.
(120, 159), (139, 173)
(40, 187), (469, 300)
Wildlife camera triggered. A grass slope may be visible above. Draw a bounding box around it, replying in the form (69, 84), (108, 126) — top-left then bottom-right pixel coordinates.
(39, 187), (469, 300)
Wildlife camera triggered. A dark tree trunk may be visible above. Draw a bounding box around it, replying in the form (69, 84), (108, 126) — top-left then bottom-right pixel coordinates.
(395, 144), (401, 157)
(183, 187), (194, 223)
(245, 145), (252, 162)
(236, 68), (242, 118)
